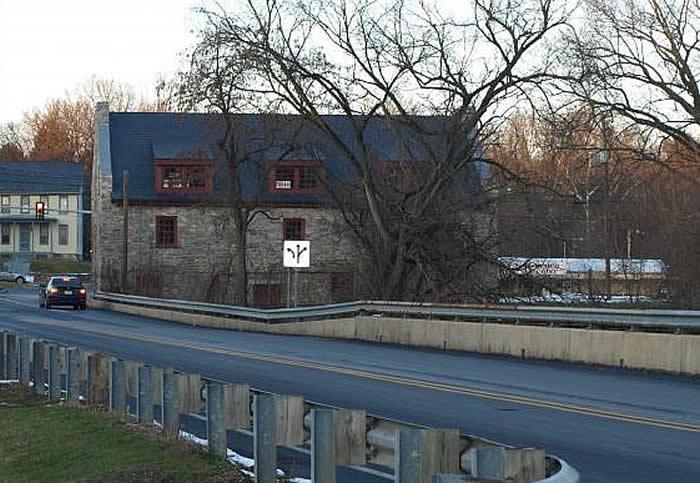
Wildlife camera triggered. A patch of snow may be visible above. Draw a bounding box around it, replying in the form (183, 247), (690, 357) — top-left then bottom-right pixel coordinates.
(178, 430), (286, 477)
(499, 292), (660, 304)
(0, 379), (18, 384)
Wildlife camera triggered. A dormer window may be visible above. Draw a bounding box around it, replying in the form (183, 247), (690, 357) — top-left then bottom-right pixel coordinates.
(155, 160), (213, 193)
(270, 162), (323, 193)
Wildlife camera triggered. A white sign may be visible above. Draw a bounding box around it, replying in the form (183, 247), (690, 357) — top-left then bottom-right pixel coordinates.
(283, 240), (310, 268)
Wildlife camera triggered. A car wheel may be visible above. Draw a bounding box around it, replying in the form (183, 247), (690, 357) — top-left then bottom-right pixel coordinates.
(15, 277), (25, 284)
(80, 304), (87, 311)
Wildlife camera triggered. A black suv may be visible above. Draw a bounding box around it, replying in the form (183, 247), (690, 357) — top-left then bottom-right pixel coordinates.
(40, 277), (87, 310)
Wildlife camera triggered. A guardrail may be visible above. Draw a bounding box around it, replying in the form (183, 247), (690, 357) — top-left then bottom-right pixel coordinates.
(94, 291), (700, 333)
(0, 329), (578, 482)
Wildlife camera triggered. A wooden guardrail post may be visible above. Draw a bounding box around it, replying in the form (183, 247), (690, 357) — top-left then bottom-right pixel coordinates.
(66, 347), (81, 404)
(137, 365), (153, 424)
(48, 344), (61, 401)
(311, 408), (366, 483)
(88, 353), (109, 406)
(110, 359), (127, 413)
(395, 428), (460, 483)
(32, 340), (46, 396)
(177, 373), (203, 414)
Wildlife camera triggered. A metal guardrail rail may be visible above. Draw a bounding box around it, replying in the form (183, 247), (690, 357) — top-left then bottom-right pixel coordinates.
(94, 291), (700, 333)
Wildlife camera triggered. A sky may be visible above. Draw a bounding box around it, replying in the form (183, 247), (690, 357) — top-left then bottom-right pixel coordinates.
(0, 0), (201, 123)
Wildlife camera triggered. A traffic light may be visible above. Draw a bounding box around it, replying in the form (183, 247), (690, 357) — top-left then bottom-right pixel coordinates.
(35, 201), (45, 220)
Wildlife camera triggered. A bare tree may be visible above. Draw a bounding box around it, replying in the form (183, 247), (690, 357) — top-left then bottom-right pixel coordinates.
(559, 0), (700, 159)
(176, 31), (298, 305)
(185, 0), (569, 301)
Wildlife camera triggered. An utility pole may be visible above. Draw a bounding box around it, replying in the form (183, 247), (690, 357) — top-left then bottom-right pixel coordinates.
(601, 113), (612, 300)
(122, 170), (129, 293)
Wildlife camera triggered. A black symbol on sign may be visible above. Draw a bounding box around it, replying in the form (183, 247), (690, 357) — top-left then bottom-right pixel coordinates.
(286, 244), (308, 264)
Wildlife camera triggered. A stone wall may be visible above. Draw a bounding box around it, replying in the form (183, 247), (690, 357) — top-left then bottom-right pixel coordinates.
(92, 169), (363, 305)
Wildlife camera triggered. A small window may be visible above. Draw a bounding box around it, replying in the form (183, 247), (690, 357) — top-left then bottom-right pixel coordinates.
(21, 195), (30, 213)
(59, 195), (68, 213)
(1, 224), (9, 245)
(39, 224), (49, 245)
(58, 224), (69, 245)
(275, 167), (295, 190)
(299, 167), (320, 189)
(186, 167), (207, 188)
(162, 167), (183, 189)
(156, 163), (213, 193)
(0, 196), (9, 214)
(283, 218), (305, 240)
(270, 164), (323, 193)
(156, 216), (178, 248)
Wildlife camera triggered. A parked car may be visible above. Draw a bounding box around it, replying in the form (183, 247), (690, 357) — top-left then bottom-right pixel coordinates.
(39, 276), (87, 310)
(0, 271), (35, 284)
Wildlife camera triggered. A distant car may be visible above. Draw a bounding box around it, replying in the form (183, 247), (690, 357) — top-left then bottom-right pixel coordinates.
(39, 276), (87, 310)
(0, 271), (35, 284)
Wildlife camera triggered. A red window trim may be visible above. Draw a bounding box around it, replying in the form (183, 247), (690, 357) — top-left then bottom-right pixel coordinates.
(154, 159), (214, 193)
(268, 161), (324, 193)
(155, 215), (179, 248)
(283, 218), (306, 240)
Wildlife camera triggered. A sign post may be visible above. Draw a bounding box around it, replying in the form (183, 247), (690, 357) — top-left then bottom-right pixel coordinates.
(283, 240), (310, 308)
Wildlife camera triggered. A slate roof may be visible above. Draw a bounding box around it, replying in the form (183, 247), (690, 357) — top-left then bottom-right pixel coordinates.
(0, 161), (84, 194)
(106, 112), (489, 204)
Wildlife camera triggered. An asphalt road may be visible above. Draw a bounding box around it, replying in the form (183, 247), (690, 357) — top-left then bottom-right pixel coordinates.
(1, 288), (699, 482)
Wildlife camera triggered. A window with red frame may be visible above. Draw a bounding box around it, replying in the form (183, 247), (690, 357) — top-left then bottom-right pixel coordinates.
(156, 216), (178, 248)
(283, 218), (305, 240)
(156, 163), (212, 192)
(271, 164), (322, 192)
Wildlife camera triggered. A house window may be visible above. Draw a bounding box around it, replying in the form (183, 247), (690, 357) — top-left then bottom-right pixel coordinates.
(155, 162), (213, 193)
(39, 224), (49, 245)
(299, 167), (320, 190)
(59, 195), (68, 213)
(270, 164), (322, 193)
(274, 167), (295, 190)
(283, 218), (305, 240)
(1, 196), (9, 214)
(58, 224), (68, 245)
(156, 216), (178, 248)
(21, 195), (30, 213)
(1, 225), (9, 245)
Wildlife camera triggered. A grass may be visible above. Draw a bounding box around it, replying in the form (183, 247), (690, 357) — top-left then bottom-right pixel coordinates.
(0, 384), (250, 483)
(29, 258), (92, 274)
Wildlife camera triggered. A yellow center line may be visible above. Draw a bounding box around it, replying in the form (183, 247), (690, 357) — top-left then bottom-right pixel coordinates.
(2, 295), (700, 433)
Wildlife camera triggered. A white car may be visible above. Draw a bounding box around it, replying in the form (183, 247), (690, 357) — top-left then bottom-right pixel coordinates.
(0, 271), (35, 284)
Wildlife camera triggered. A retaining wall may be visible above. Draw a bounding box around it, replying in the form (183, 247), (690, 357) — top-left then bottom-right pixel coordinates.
(89, 299), (700, 375)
